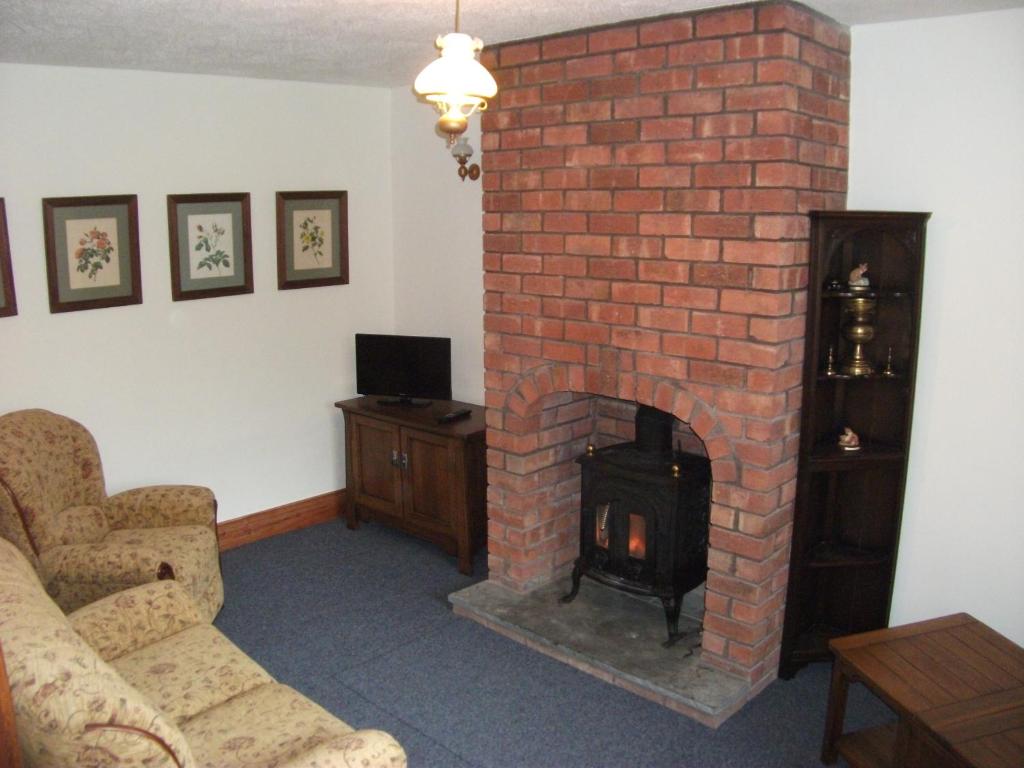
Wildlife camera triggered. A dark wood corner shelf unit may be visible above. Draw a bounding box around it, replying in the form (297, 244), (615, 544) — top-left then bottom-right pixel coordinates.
(779, 210), (931, 679)
(335, 396), (487, 575)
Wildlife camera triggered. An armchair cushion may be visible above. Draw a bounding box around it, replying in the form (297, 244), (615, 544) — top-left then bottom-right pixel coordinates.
(68, 579), (202, 662)
(53, 504), (109, 545)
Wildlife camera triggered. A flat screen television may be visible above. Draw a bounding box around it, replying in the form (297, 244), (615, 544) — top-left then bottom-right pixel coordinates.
(355, 333), (452, 405)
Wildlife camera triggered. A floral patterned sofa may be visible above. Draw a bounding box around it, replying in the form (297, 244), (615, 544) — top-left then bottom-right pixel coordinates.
(0, 408), (223, 621)
(0, 537), (406, 768)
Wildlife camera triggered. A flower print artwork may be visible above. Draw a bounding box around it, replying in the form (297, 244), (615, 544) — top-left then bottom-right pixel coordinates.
(76, 228), (113, 278)
(65, 218), (120, 289)
(299, 216), (325, 263)
(292, 210), (332, 270)
(187, 213), (235, 279)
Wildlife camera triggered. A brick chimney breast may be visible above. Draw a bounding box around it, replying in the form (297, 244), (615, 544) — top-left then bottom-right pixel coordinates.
(481, 1), (849, 687)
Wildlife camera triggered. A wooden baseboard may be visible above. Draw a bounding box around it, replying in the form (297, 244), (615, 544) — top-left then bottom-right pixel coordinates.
(217, 489), (345, 551)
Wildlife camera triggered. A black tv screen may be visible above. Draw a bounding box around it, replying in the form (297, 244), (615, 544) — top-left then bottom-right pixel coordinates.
(355, 333), (452, 403)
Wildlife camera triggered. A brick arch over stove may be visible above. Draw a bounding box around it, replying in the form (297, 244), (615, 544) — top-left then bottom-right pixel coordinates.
(500, 361), (735, 475)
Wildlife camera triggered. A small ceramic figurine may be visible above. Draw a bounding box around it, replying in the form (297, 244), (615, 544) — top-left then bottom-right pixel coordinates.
(848, 262), (869, 288)
(838, 426), (861, 451)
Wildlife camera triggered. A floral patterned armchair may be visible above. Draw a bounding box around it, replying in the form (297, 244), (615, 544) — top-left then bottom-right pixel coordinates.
(0, 537), (406, 768)
(0, 409), (222, 620)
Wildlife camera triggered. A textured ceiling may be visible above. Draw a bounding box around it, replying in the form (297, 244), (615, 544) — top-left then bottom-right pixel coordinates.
(1, 0), (1021, 87)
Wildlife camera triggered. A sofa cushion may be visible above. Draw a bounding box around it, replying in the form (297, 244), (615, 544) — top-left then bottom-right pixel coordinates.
(181, 682), (360, 768)
(112, 623), (273, 724)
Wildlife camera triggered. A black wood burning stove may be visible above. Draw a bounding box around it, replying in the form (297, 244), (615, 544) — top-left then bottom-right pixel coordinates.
(561, 406), (711, 646)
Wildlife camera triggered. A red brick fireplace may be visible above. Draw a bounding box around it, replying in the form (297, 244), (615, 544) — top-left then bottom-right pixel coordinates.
(479, 1), (849, 689)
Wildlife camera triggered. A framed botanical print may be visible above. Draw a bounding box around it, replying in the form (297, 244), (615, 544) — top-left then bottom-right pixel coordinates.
(0, 199), (16, 318)
(276, 190), (349, 290)
(42, 195), (142, 313)
(168, 193), (253, 301)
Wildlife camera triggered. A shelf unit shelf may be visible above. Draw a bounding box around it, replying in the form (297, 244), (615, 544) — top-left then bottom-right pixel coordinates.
(816, 373), (904, 382)
(779, 211), (930, 679)
(808, 442), (906, 470)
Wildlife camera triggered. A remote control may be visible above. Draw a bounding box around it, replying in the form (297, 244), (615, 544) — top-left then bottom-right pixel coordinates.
(438, 408), (472, 424)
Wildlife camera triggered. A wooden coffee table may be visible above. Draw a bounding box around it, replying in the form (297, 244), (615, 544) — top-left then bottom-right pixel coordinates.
(822, 613), (1024, 768)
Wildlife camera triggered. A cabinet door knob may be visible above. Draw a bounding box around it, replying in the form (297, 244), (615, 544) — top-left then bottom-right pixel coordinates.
(391, 449), (400, 467)
(400, 452), (409, 470)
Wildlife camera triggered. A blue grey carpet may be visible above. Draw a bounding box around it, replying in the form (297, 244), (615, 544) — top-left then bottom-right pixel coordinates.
(214, 520), (891, 767)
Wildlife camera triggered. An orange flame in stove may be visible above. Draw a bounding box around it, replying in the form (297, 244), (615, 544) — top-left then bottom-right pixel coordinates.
(629, 514), (646, 559)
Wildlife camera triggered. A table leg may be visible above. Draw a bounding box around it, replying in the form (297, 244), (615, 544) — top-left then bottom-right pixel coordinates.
(821, 658), (850, 764)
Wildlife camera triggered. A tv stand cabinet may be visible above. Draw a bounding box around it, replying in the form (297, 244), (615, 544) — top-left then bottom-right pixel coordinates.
(335, 396), (487, 574)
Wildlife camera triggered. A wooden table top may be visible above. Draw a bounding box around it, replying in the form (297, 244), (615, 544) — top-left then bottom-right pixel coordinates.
(831, 613), (1024, 767)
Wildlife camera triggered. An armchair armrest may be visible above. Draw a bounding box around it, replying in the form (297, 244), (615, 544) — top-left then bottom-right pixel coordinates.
(280, 729), (407, 768)
(68, 579), (202, 661)
(104, 485), (216, 530)
(41, 542), (171, 585)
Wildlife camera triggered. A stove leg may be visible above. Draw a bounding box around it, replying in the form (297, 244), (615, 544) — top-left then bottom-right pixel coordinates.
(660, 594), (683, 647)
(560, 561), (583, 604)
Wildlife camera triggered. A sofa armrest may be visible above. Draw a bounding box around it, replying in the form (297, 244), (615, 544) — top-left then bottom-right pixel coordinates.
(68, 579), (202, 661)
(280, 729), (407, 768)
(104, 485), (216, 530)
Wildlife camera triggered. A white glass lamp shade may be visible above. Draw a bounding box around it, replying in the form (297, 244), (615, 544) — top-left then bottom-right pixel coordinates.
(451, 137), (474, 160)
(415, 32), (498, 137)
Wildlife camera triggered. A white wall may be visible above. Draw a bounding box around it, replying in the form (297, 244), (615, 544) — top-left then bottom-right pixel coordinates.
(390, 88), (486, 404)
(0, 64), (395, 521)
(848, 9), (1024, 642)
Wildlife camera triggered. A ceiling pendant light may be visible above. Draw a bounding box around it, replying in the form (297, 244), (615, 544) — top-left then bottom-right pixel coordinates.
(414, 0), (497, 178)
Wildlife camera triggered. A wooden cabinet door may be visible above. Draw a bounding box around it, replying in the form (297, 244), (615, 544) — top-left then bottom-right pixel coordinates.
(400, 428), (455, 535)
(350, 414), (402, 519)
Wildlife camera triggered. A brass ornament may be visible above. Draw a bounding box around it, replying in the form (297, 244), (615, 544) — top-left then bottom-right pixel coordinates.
(882, 346), (897, 377)
(824, 345), (838, 377)
(840, 294), (876, 376)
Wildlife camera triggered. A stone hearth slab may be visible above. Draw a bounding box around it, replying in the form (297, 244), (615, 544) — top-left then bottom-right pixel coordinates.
(449, 579), (751, 728)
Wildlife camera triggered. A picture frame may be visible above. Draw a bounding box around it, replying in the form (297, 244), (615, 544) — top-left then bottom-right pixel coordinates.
(0, 198), (16, 318)
(42, 195), (141, 313)
(168, 193), (253, 301)
(276, 190), (349, 290)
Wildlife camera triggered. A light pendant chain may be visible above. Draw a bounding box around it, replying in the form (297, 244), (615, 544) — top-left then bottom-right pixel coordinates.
(454, 0), (461, 33)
